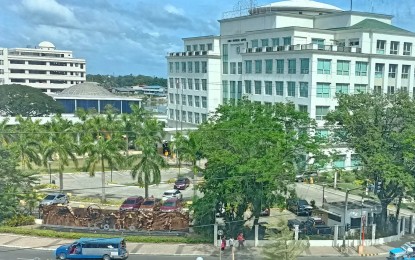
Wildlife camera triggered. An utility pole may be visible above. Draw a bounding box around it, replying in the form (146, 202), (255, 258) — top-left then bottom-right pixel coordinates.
(343, 187), (361, 249)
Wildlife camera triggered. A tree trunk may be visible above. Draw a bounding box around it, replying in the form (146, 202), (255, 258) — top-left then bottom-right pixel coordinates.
(59, 170), (63, 191)
(144, 172), (149, 198)
(101, 158), (106, 203)
(395, 195), (403, 220)
(379, 200), (391, 233)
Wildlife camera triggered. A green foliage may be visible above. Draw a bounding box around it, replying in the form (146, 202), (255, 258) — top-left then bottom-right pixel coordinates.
(262, 220), (309, 260)
(0, 84), (63, 116)
(86, 74), (167, 88)
(192, 99), (323, 236)
(326, 92), (415, 229)
(2, 214), (35, 227)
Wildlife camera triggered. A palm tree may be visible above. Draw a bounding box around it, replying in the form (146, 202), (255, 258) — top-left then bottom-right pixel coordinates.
(128, 110), (166, 198)
(42, 114), (79, 191)
(0, 117), (11, 147)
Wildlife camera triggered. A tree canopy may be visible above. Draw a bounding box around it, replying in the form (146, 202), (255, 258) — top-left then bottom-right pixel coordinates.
(326, 92), (415, 230)
(192, 99), (322, 236)
(0, 84), (63, 117)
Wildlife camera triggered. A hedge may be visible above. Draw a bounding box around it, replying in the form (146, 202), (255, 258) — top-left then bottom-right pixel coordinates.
(0, 226), (210, 244)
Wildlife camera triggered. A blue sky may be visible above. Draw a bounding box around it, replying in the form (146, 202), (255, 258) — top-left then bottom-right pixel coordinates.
(0, 0), (413, 77)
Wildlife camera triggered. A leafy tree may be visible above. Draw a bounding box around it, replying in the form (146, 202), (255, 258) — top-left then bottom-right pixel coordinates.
(0, 84), (63, 116)
(262, 220), (309, 260)
(127, 106), (166, 198)
(325, 92), (415, 231)
(192, 99), (322, 236)
(42, 114), (79, 191)
(0, 146), (39, 222)
(0, 117), (12, 146)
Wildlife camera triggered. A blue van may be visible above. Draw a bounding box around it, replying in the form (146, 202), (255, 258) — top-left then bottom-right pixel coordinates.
(55, 237), (128, 260)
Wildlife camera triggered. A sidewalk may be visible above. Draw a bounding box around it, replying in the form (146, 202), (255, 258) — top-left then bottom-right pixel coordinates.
(0, 233), (394, 257)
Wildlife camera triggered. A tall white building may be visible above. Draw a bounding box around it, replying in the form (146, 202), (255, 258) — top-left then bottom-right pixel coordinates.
(0, 41), (86, 92)
(166, 0), (415, 170)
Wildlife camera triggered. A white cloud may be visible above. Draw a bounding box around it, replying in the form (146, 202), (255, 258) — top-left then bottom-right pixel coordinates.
(164, 4), (184, 16)
(20, 0), (79, 26)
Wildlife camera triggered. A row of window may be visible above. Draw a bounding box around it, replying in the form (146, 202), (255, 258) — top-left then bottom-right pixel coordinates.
(168, 94), (207, 108)
(185, 43), (213, 52)
(7, 69), (84, 76)
(249, 37), (292, 48)
(9, 78), (83, 84)
(168, 109), (207, 124)
(8, 60), (85, 68)
(374, 63), (415, 79)
(169, 61), (208, 74)
(376, 40), (412, 56)
(168, 78), (208, 90)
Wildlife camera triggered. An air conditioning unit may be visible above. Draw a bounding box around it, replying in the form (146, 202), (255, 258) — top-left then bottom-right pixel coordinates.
(266, 47), (273, 52)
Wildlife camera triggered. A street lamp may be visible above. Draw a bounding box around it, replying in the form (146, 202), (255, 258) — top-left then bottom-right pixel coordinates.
(47, 160), (53, 184)
(342, 187), (362, 249)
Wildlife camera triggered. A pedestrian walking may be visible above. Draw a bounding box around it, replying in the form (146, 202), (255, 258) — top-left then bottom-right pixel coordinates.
(237, 232), (245, 249)
(221, 236), (226, 251)
(228, 237), (234, 249)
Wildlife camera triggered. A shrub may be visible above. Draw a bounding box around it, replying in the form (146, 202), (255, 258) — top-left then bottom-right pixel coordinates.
(2, 215), (35, 227)
(342, 173), (356, 183)
(166, 178), (176, 184)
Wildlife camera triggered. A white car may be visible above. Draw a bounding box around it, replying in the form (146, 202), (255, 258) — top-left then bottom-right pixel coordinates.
(162, 189), (183, 201)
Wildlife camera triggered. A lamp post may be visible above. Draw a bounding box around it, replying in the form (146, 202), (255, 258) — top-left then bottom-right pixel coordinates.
(342, 187), (362, 249)
(322, 184), (326, 206)
(47, 160), (52, 184)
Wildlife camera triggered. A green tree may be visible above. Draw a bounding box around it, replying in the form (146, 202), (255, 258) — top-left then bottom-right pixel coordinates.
(325, 92), (415, 230)
(0, 117), (12, 147)
(193, 100), (322, 236)
(42, 114), (79, 191)
(262, 220), (309, 260)
(0, 84), (63, 116)
(128, 106), (166, 198)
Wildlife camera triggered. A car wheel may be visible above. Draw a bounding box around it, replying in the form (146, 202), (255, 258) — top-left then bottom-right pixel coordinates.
(58, 253), (66, 260)
(103, 254), (111, 260)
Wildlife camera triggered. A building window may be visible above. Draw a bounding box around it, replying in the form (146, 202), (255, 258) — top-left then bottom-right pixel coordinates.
(244, 80), (252, 94)
(187, 79), (193, 90)
(375, 63), (384, 78)
(237, 81), (242, 99)
(390, 41), (399, 55)
(188, 112), (193, 123)
(175, 62), (180, 73)
(349, 38), (360, 47)
(193, 45), (198, 51)
(188, 62), (193, 73)
(402, 86), (408, 93)
(351, 154), (361, 168)
(255, 60), (262, 73)
(337, 60), (350, 75)
(223, 44), (228, 61)
(275, 81), (284, 96)
(261, 39), (269, 47)
(238, 62), (242, 74)
(181, 62), (186, 73)
(245, 60), (252, 74)
(265, 59), (273, 74)
(389, 64), (397, 78)
(201, 114), (207, 123)
(299, 82), (308, 97)
(195, 113), (200, 124)
(402, 65), (410, 79)
(276, 59), (284, 74)
(376, 40), (386, 54)
(283, 37), (291, 46)
(316, 83), (331, 98)
(230, 62), (236, 74)
(272, 38), (279, 47)
(333, 155), (346, 169)
(200, 44), (205, 51)
(336, 83), (349, 94)
(251, 39), (258, 48)
(202, 79), (207, 91)
(188, 95), (193, 106)
(202, 96), (207, 108)
(175, 94), (180, 104)
(288, 59), (296, 74)
(387, 85), (395, 94)
(194, 62), (200, 73)
(317, 59), (331, 74)
(312, 38), (325, 49)
(223, 61), (228, 74)
(374, 85), (382, 94)
(169, 109), (174, 119)
(287, 81), (296, 97)
(181, 78), (187, 89)
(169, 93), (174, 104)
(354, 84), (367, 93)
(207, 43), (213, 51)
(300, 58), (309, 74)
(404, 42), (412, 56)
(355, 62), (368, 76)
(201, 61), (207, 73)
(265, 81), (272, 95)
(298, 105), (308, 113)
(169, 78), (174, 88)
(169, 62), (173, 73)
(195, 79), (200, 90)
(316, 129), (329, 140)
(195, 96), (200, 107)
(182, 94), (187, 105)
(223, 81), (229, 102)
(254, 81), (262, 94)
(230, 81), (236, 100)
(175, 110), (180, 121)
(182, 111), (187, 122)
(315, 106), (330, 120)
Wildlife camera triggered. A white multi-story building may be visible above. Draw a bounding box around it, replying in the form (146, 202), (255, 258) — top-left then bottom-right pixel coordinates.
(166, 0), (415, 170)
(0, 41), (86, 92)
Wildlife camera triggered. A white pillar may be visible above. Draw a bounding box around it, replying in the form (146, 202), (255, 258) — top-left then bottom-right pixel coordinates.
(410, 215), (415, 234)
(397, 219), (401, 237)
(255, 225), (259, 247)
(333, 225), (339, 247)
(294, 225), (299, 241)
(402, 217), (406, 236)
(371, 224), (376, 245)
(214, 224), (218, 246)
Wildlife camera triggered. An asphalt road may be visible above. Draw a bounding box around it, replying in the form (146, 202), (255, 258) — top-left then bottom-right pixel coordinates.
(0, 247), (386, 260)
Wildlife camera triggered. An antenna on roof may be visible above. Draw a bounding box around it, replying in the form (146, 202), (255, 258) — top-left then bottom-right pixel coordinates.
(350, 0), (353, 11)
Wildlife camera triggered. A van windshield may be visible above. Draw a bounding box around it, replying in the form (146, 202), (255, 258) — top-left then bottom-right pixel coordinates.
(44, 195), (56, 200)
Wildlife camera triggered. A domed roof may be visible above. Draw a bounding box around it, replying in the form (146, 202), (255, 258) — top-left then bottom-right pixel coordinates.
(38, 41), (56, 49)
(252, 0), (342, 14)
(59, 82), (115, 97)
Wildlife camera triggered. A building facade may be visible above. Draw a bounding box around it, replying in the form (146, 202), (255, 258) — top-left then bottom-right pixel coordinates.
(166, 0), (415, 170)
(0, 41), (86, 92)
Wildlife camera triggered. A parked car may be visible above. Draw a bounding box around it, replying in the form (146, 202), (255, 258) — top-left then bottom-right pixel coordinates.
(174, 177), (191, 190)
(295, 171), (318, 182)
(388, 243), (414, 259)
(162, 189), (183, 201)
(288, 217), (331, 236)
(287, 198), (313, 216)
(40, 193), (69, 207)
(139, 197), (161, 211)
(160, 198), (182, 212)
(119, 196), (144, 211)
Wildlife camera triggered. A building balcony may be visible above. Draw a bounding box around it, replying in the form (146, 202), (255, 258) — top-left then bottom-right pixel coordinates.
(243, 43), (362, 54)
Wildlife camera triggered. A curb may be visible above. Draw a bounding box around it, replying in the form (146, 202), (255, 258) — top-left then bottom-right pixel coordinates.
(359, 253), (378, 256)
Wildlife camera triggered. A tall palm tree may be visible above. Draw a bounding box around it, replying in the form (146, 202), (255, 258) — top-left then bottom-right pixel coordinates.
(42, 114), (79, 191)
(128, 110), (166, 198)
(0, 117), (11, 147)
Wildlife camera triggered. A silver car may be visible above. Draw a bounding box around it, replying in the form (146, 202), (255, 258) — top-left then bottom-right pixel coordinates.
(40, 193), (69, 206)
